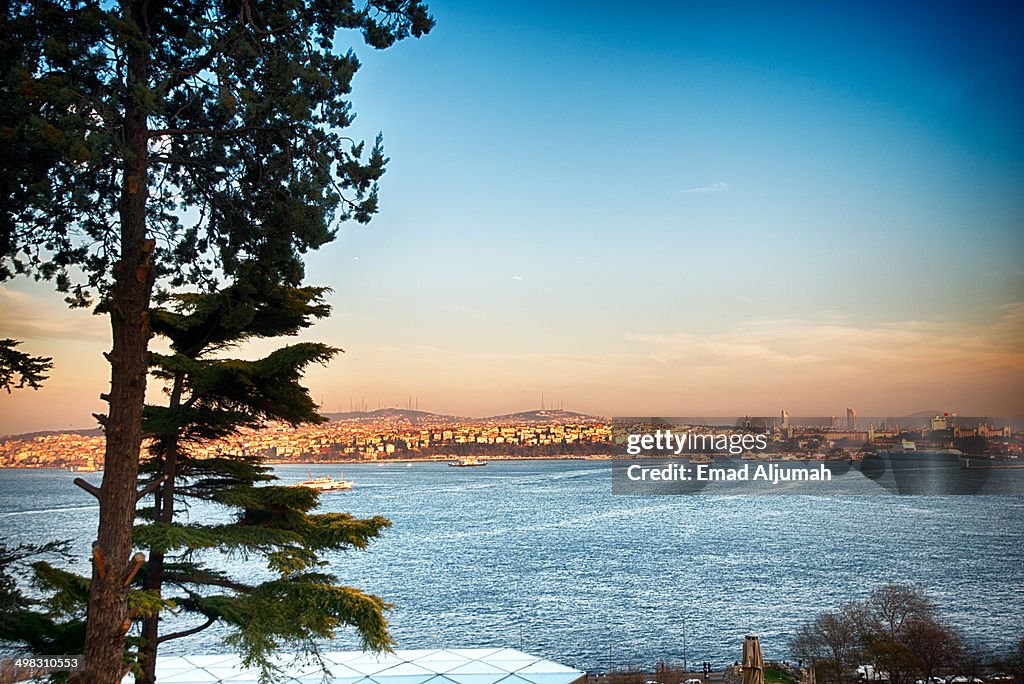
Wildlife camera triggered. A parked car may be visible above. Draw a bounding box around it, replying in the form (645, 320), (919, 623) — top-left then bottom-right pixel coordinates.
(986, 675), (1012, 683)
(946, 676), (984, 684)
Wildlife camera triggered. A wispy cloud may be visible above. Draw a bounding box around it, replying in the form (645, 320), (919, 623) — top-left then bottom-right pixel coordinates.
(682, 181), (729, 194)
(511, 275), (525, 281)
(0, 287), (107, 341)
(301, 307), (1024, 418)
(621, 306), (1024, 413)
(625, 310), (1024, 370)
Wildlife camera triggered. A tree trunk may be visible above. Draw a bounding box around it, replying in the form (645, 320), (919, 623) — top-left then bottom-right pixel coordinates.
(137, 485), (170, 684)
(77, 8), (153, 680)
(138, 548), (164, 684)
(138, 376), (183, 684)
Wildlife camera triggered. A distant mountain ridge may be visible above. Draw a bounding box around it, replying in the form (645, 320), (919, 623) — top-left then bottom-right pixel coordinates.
(485, 408), (601, 422)
(1, 427), (105, 441)
(4, 408), (603, 441)
(321, 407), (602, 423)
(320, 408), (461, 423)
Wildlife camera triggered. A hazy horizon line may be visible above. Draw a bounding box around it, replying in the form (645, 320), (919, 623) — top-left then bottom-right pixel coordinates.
(4, 405), (1022, 440)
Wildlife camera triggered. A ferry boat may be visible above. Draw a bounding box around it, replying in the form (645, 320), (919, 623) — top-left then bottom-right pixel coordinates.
(293, 474), (353, 491)
(448, 457), (487, 467)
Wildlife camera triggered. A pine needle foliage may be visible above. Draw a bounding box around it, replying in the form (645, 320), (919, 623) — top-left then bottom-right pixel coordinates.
(0, 541), (83, 657)
(2, 1), (431, 675)
(0, 542), (173, 678)
(132, 282), (393, 684)
(0, 338), (53, 392)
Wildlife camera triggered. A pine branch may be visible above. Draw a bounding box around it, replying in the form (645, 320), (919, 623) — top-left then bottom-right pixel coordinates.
(136, 475), (168, 501)
(163, 570), (253, 593)
(74, 478), (102, 499)
(157, 32), (233, 94)
(134, 521), (302, 555)
(157, 616), (216, 644)
(0, 339), (53, 392)
(148, 125), (282, 138)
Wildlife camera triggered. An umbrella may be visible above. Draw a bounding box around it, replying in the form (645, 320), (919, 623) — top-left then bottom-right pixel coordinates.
(742, 634), (764, 684)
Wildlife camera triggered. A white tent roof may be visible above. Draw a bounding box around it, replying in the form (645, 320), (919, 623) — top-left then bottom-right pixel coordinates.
(124, 648), (585, 684)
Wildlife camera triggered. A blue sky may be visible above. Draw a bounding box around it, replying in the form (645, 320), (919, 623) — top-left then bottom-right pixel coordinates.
(328, 0), (1024, 330)
(2, 0), (1022, 430)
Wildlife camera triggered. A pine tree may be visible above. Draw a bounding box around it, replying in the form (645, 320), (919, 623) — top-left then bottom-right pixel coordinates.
(0, 283), (393, 681)
(0, 339), (53, 393)
(132, 282), (392, 684)
(1, 3), (432, 679)
(1, 544), (170, 682)
(0, 541), (82, 656)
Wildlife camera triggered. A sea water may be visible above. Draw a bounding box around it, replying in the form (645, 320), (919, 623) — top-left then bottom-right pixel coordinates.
(1, 462), (1022, 671)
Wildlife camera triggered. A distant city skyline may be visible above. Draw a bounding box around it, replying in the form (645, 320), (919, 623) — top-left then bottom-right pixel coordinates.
(2, 0), (1023, 432)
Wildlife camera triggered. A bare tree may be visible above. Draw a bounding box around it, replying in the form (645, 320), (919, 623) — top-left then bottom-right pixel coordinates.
(1005, 637), (1024, 684)
(790, 585), (966, 684)
(903, 617), (963, 682)
(864, 585), (936, 641)
(856, 585), (937, 684)
(790, 607), (861, 684)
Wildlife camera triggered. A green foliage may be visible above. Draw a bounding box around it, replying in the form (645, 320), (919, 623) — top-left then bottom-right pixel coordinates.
(0, 541), (83, 656)
(133, 281), (396, 680)
(150, 284), (334, 355)
(214, 483), (320, 514)
(302, 513), (392, 552)
(149, 342), (338, 431)
(0, 338), (53, 392)
(2, 3), (430, 680)
(133, 521), (307, 556)
(134, 497), (391, 565)
(0, 540), (178, 666)
(222, 579), (395, 664)
(1, 0), (433, 302)
(162, 455), (278, 501)
(161, 575), (393, 683)
(764, 665), (797, 684)
(32, 562), (171, 622)
(31, 562), (90, 616)
(143, 285), (339, 443)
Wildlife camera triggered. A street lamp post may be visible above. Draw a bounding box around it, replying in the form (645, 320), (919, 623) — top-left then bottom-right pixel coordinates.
(683, 618), (688, 673)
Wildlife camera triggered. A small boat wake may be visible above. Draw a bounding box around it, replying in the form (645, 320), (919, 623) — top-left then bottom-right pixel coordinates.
(0, 504), (100, 518)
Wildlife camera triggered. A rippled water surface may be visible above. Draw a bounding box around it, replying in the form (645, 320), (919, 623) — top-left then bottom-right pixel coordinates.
(2, 462), (1022, 670)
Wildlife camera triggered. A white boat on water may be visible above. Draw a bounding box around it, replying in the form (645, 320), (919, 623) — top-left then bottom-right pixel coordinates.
(448, 457), (487, 467)
(294, 474), (353, 491)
